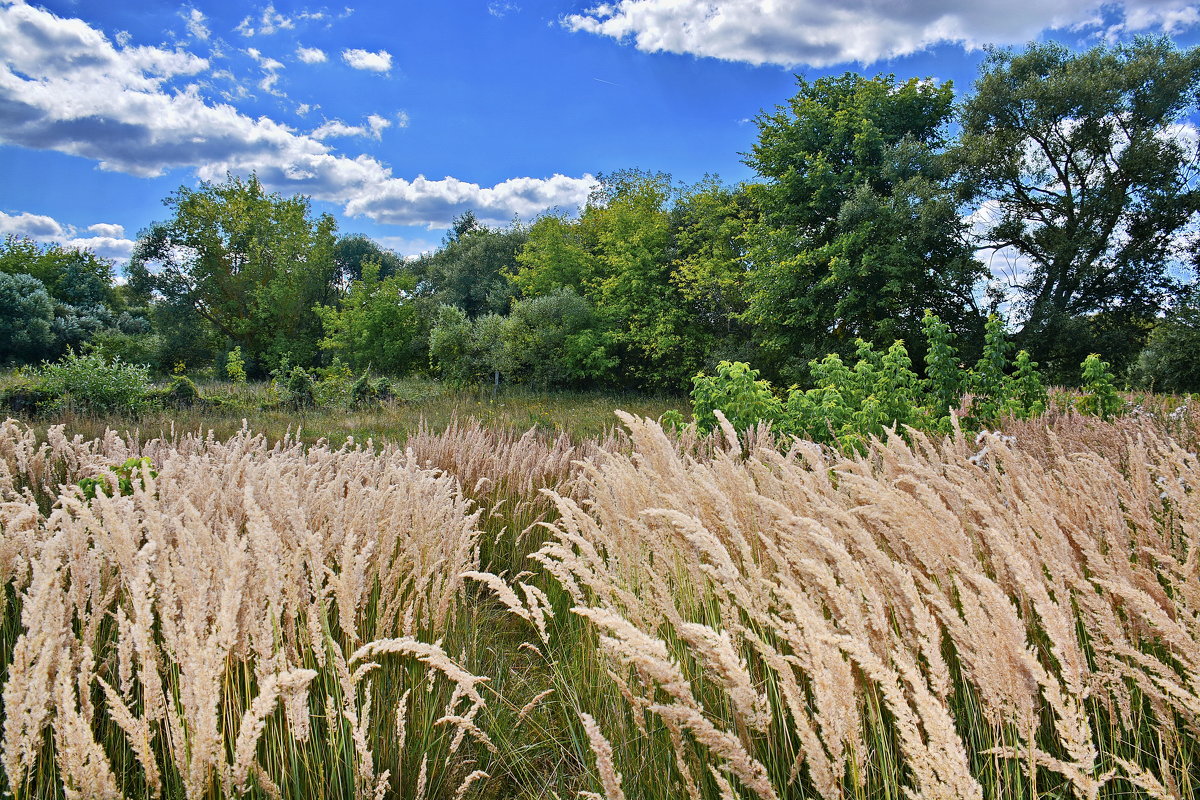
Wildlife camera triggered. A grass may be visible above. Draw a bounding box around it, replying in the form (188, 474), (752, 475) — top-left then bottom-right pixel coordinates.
(0, 373), (684, 445)
(0, 400), (1198, 800)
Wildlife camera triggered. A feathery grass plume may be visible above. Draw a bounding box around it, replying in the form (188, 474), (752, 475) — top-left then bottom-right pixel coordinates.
(579, 711), (627, 800)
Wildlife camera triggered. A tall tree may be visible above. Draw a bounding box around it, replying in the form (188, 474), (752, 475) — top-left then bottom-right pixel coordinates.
(959, 38), (1200, 379)
(411, 213), (527, 318)
(128, 174), (339, 373)
(744, 72), (984, 379)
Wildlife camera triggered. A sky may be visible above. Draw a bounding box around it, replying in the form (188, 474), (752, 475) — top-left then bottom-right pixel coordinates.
(0, 0), (1198, 270)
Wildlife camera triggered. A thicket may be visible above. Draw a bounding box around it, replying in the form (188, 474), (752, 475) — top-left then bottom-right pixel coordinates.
(684, 312), (1129, 450)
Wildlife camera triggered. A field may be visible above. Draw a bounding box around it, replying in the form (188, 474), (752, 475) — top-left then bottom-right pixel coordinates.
(0, 398), (1198, 800)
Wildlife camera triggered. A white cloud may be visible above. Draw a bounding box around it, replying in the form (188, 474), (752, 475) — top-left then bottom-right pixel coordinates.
(310, 113), (391, 140)
(0, 211), (135, 261)
(341, 48), (392, 72)
(0, 210), (67, 239)
(345, 173), (596, 228)
(564, 0), (1200, 67)
(296, 45), (326, 63)
(0, 4), (592, 230)
(86, 222), (125, 238)
(395, 110), (409, 128)
(247, 46), (285, 94)
(182, 7), (210, 40)
(236, 3), (295, 37)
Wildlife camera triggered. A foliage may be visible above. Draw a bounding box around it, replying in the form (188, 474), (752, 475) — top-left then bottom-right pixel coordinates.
(1080, 353), (1123, 419)
(25, 350), (155, 416)
(0, 271), (55, 364)
(154, 375), (203, 408)
(688, 313), (1073, 450)
(412, 211), (527, 318)
(690, 360), (783, 433)
(272, 358), (316, 408)
(743, 72), (984, 375)
(1132, 283), (1200, 392)
(958, 38), (1200, 379)
(428, 306), (511, 387)
(225, 345), (247, 384)
(77, 457), (157, 500)
(128, 173), (339, 374)
(315, 260), (431, 374)
(500, 288), (615, 387)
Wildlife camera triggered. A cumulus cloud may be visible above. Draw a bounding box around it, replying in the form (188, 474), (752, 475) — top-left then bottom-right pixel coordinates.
(296, 45), (326, 63)
(345, 173), (597, 228)
(0, 210), (67, 239)
(0, 3), (592, 230)
(564, 0), (1200, 67)
(0, 210), (135, 261)
(341, 48), (392, 72)
(86, 222), (125, 238)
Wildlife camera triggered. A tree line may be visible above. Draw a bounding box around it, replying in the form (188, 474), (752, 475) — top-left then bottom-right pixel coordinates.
(3, 38), (1200, 392)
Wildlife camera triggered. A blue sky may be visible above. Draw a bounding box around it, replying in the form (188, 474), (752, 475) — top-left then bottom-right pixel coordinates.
(0, 0), (1198, 268)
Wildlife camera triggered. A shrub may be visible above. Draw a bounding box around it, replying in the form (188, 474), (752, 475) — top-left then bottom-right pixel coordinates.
(24, 350), (155, 416)
(690, 360), (783, 432)
(154, 375), (203, 408)
(1080, 353), (1122, 420)
(225, 345), (247, 384)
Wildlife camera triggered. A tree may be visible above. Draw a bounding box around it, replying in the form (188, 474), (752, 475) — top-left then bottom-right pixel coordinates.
(959, 38), (1200, 379)
(315, 260), (431, 374)
(411, 214), (527, 318)
(743, 72), (984, 379)
(0, 235), (115, 308)
(128, 174), (340, 373)
(333, 234), (406, 284)
(1133, 281), (1200, 391)
(0, 272), (55, 364)
(501, 288), (616, 387)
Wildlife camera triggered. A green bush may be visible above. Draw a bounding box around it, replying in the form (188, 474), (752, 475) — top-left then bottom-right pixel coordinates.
(690, 360), (783, 432)
(22, 350), (155, 416)
(274, 362), (316, 408)
(684, 313), (1094, 452)
(154, 375), (203, 408)
(1080, 353), (1122, 420)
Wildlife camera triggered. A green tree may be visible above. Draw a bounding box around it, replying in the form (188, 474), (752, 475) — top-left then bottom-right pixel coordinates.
(508, 171), (712, 388)
(744, 72), (984, 377)
(500, 288), (615, 387)
(0, 272), (55, 364)
(959, 38), (1200, 379)
(670, 178), (757, 367)
(427, 306), (511, 386)
(1134, 282), (1200, 392)
(315, 260), (430, 375)
(0, 235), (115, 308)
(412, 212), (527, 318)
(333, 234), (407, 284)
(128, 174), (339, 374)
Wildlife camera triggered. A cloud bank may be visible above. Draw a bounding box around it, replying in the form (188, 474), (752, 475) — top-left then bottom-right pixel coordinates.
(564, 0), (1200, 67)
(0, 2), (593, 229)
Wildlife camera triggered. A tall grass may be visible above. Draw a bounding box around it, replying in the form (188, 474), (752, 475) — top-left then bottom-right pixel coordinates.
(0, 404), (1197, 799)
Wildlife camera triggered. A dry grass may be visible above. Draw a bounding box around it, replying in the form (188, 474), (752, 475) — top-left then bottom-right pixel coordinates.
(0, 406), (1197, 799)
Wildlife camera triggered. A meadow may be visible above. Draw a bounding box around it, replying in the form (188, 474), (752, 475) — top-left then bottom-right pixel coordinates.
(0, 393), (1197, 800)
